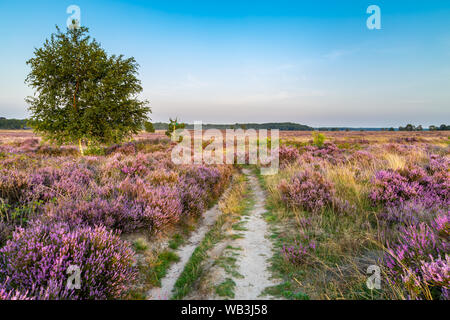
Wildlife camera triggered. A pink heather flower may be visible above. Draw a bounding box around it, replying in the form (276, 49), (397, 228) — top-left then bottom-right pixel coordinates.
(279, 169), (334, 213)
(0, 222), (137, 300)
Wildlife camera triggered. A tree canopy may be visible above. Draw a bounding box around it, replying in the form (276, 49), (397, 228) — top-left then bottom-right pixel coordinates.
(25, 24), (150, 154)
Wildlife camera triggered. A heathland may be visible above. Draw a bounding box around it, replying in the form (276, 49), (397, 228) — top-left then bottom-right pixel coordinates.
(0, 130), (448, 300)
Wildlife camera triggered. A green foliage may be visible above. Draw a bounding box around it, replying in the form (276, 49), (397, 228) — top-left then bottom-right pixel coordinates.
(397, 124), (450, 131)
(165, 118), (186, 138)
(144, 121), (155, 133)
(0, 200), (43, 227)
(25, 25), (150, 151)
(149, 250), (180, 287)
(84, 144), (105, 156)
(0, 118), (28, 130)
(168, 233), (184, 250)
(312, 131), (325, 147)
(215, 278), (236, 298)
(153, 122), (312, 131)
(132, 238), (148, 252)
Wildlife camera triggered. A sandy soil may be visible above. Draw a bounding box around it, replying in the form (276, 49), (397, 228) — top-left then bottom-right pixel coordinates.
(146, 203), (223, 300)
(147, 169), (279, 300)
(231, 169), (280, 299)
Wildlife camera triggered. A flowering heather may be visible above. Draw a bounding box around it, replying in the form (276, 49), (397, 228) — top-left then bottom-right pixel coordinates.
(0, 169), (29, 204)
(118, 177), (183, 228)
(183, 165), (231, 202)
(370, 163), (449, 207)
(302, 143), (346, 164)
(278, 145), (300, 168)
(384, 143), (416, 155)
(370, 170), (422, 206)
(0, 221), (11, 247)
(332, 197), (357, 216)
(377, 200), (445, 227)
(0, 222), (137, 300)
(179, 176), (206, 216)
(41, 197), (143, 233)
(349, 150), (375, 164)
(0, 286), (33, 300)
(427, 154), (450, 174)
(26, 164), (94, 202)
(282, 239), (316, 265)
(420, 255), (449, 288)
(0, 133), (234, 300)
(384, 220), (449, 299)
(279, 169), (334, 213)
(433, 214), (450, 238)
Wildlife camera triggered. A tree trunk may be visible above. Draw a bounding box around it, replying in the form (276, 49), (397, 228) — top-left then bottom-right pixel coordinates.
(78, 139), (84, 156)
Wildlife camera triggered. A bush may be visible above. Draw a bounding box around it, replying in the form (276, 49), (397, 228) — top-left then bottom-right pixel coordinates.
(384, 219), (449, 300)
(179, 176), (206, 216)
(312, 132), (325, 148)
(282, 239), (316, 265)
(144, 122), (155, 133)
(26, 164), (94, 203)
(378, 200), (444, 226)
(278, 146), (300, 168)
(279, 169), (334, 213)
(42, 197), (143, 233)
(370, 166), (449, 207)
(0, 221), (11, 247)
(0, 222), (137, 300)
(369, 170), (421, 206)
(119, 177), (183, 229)
(0, 169), (28, 205)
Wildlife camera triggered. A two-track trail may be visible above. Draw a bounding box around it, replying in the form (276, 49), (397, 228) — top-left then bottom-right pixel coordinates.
(146, 204), (223, 300)
(147, 168), (278, 300)
(231, 169), (279, 299)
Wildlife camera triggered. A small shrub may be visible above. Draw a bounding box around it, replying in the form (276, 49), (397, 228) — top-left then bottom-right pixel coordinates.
(369, 170), (421, 206)
(370, 166), (449, 207)
(384, 219), (449, 300)
(0, 222), (137, 300)
(144, 122), (155, 133)
(133, 238), (148, 252)
(84, 145), (106, 156)
(42, 197), (143, 233)
(0, 170), (29, 205)
(312, 132), (325, 148)
(279, 169), (334, 213)
(282, 239), (316, 265)
(278, 145), (300, 168)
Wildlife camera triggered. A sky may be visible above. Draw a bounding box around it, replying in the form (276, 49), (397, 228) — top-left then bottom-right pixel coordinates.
(0, 0), (449, 127)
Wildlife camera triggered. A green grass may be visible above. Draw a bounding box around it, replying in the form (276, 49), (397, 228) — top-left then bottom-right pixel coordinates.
(215, 278), (236, 298)
(168, 233), (184, 250)
(263, 281), (310, 300)
(216, 255), (243, 279)
(254, 164), (388, 300)
(171, 215), (227, 299)
(170, 175), (253, 299)
(132, 238), (148, 252)
(231, 221), (248, 231)
(148, 250), (180, 287)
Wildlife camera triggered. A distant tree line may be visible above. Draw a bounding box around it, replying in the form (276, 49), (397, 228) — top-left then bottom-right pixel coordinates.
(0, 118), (29, 129)
(151, 122), (313, 131)
(428, 124), (450, 131)
(316, 127), (391, 131)
(399, 124), (450, 131)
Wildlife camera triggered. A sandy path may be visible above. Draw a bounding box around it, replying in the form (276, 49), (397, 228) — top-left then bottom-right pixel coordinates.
(146, 204), (222, 300)
(232, 169), (279, 299)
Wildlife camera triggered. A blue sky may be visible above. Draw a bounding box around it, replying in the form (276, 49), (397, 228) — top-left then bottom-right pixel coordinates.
(0, 0), (449, 127)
